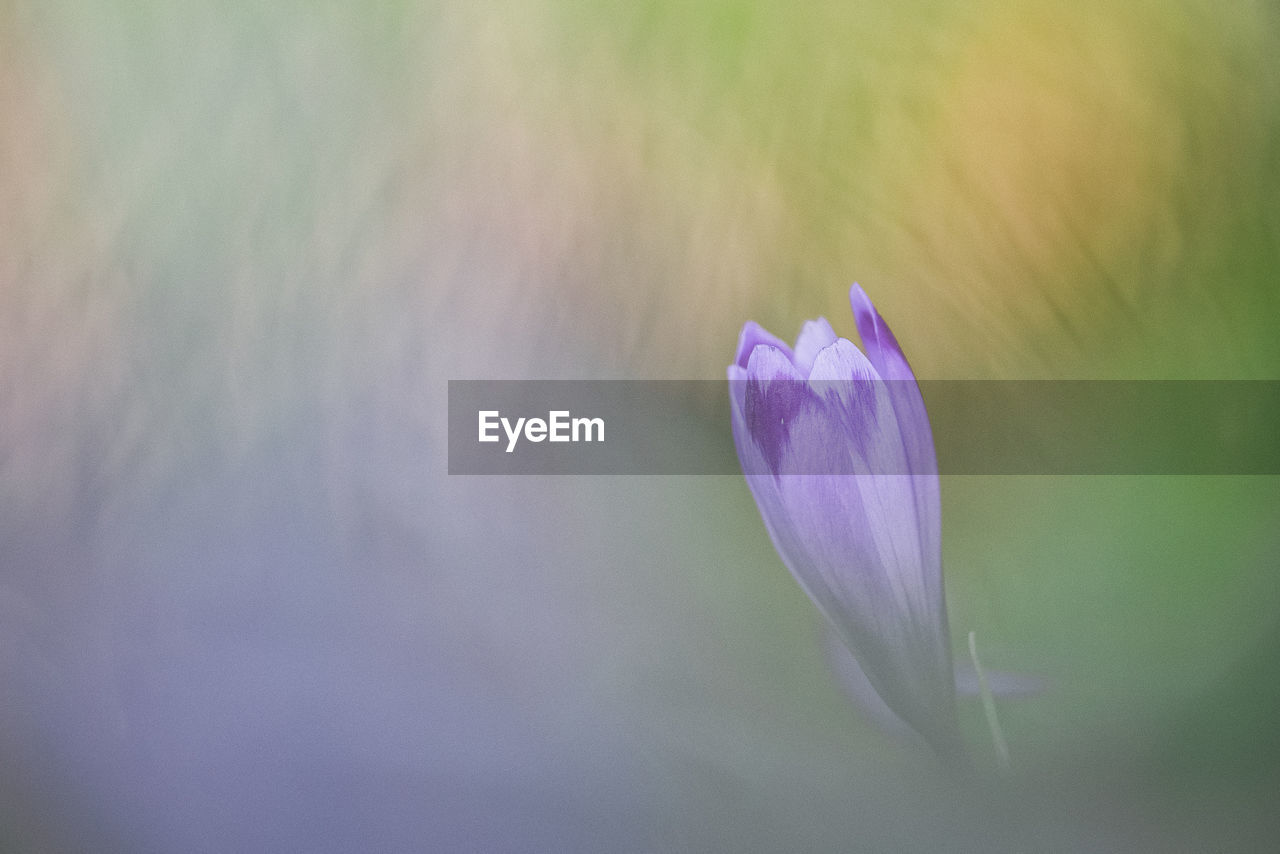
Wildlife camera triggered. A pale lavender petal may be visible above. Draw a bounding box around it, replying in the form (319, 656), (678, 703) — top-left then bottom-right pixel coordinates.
(766, 466), (956, 755)
(849, 282), (942, 644)
(806, 338), (908, 476)
(806, 340), (946, 659)
(822, 629), (916, 742)
(727, 363), (748, 418)
(848, 284), (937, 479)
(793, 318), (837, 376)
(735, 321), (794, 370)
(740, 345), (812, 474)
(827, 627), (1044, 740)
(805, 337), (878, 384)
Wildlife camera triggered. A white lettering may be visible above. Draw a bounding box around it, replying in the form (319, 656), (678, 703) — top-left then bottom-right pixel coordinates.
(548, 410), (570, 442)
(478, 410), (500, 443)
(572, 416), (604, 443)
(502, 417), (525, 453)
(481, 410), (603, 452)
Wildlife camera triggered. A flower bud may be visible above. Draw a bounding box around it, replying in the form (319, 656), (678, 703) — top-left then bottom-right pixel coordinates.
(728, 284), (960, 760)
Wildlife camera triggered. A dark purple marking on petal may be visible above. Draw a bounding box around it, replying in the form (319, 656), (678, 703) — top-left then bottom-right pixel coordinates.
(742, 346), (811, 475)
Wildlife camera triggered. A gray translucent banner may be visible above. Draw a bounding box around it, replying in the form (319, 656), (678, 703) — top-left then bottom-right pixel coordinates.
(447, 381), (1280, 475)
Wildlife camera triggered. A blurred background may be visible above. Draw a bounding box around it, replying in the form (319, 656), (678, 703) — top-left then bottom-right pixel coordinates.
(2, 1), (1278, 850)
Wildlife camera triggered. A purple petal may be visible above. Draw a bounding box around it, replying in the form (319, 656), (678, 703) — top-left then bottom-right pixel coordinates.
(761, 467), (957, 755)
(849, 285), (910, 381)
(806, 339), (908, 476)
(734, 342), (957, 755)
(735, 321), (794, 370)
(728, 289), (959, 761)
(849, 283), (942, 635)
(740, 345), (812, 474)
(793, 318), (837, 376)
(848, 282), (937, 475)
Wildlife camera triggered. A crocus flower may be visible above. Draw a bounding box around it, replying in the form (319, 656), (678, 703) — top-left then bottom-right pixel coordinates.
(728, 284), (960, 761)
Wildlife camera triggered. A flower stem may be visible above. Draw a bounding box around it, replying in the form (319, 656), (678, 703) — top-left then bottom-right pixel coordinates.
(967, 630), (1010, 773)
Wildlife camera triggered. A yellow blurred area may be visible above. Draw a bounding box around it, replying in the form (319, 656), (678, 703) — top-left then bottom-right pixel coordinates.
(2, 2), (1275, 406)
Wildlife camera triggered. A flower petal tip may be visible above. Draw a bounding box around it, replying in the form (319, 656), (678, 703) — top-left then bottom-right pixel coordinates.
(848, 283), (914, 383)
(848, 282), (881, 343)
(793, 317), (838, 376)
(848, 282), (871, 313)
(735, 321), (794, 370)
